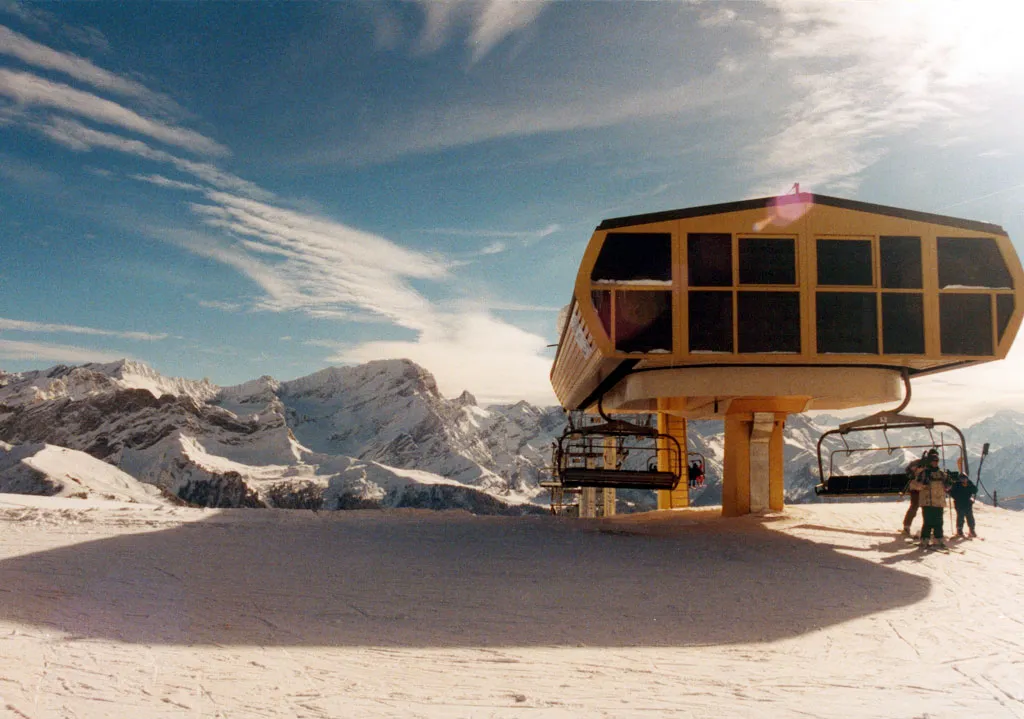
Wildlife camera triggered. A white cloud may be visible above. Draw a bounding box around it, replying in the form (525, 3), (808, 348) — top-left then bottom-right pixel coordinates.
(194, 299), (246, 313)
(0, 339), (127, 363)
(310, 65), (756, 166)
(0, 317), (167, 341)
(425, 223), (560, 246)
(0, 68), (225, 155)
(329, 311), (557, 406)
(698, 7), (738, 27)
(130, 173), (203, 192)
(466, 1), (546, 63)
(0, 24), (178, 112)
(0, 153), (58, 186)
(750, 0), (1024, 193)
(182, 192), (450, 332)
(416, 1), (548, 61)
(39, 117), (267, 197)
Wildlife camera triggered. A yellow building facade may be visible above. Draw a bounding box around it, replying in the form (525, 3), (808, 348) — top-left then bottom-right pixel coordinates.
(550, 193), (1023, 515)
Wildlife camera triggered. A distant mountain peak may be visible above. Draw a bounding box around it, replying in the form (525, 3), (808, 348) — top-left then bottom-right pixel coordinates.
(281, 359), (443, 401)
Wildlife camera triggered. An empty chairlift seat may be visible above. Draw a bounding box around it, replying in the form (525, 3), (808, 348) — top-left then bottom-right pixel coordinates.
(559, 466), (680, 491)
(814, 473), (909, 497)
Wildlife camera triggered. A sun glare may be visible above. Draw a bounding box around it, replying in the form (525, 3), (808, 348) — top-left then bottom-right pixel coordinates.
(927, 2), (1024, 88)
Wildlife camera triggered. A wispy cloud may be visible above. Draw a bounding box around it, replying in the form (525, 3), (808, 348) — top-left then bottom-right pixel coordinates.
(182, 192), (450, 332)
(40, 117), (267, 197)
(0, 317), (167, 341)
(0, 24), (177, 113)
(0, 68), (224, 155)
(416, 0), (548, 62)
(425, 223), (560, 245)
(2, 20), (560, 405)
(316, 68), (753, 166)
(194, 298), (247, 313)
(749, 0), (1024, 193)
(130, 173), (203, 192)
(479, 242), (505, 255)
(0, 338), (127, 364)
(0, 152), (59, 186)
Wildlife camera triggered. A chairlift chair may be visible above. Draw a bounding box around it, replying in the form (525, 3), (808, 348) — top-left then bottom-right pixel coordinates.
(814, 410), (968, 497)
(686, 451), (707, 488)
(551, 402), (684, 491)
(813, 370), (970, 497)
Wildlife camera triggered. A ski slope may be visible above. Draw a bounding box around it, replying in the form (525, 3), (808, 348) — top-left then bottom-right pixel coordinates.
(0, 496), (1021, 718)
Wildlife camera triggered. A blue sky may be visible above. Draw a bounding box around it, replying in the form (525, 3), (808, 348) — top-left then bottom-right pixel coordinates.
(1, 1), (1023, 416)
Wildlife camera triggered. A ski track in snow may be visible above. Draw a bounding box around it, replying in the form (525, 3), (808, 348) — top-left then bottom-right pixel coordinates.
(0, 496), (1022, 718)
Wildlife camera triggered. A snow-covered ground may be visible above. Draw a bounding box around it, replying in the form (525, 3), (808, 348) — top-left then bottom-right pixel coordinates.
(0, 496), (1021, 718)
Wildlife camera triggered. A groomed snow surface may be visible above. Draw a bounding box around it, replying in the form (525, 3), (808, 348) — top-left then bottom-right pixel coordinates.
(0, 497), (1021, 718)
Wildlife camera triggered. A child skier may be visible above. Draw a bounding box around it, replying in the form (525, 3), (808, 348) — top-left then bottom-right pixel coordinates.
(948, 472), (979, 538)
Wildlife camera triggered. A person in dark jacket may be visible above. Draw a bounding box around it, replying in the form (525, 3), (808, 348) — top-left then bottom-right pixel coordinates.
(688, 461), (705, 488)
(948, 472), (979, 538)
(901, 451), (928, 536)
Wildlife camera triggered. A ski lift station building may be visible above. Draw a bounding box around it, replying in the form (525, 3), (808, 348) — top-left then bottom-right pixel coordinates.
(550, 193), (1024, 516)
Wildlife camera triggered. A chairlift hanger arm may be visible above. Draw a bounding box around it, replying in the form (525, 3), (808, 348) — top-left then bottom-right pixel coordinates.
(837, 371), (930, 433)
(571, 394), (660, 437)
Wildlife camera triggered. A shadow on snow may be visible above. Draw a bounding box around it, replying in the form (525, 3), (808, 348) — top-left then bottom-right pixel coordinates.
(0, 508), (930, 648)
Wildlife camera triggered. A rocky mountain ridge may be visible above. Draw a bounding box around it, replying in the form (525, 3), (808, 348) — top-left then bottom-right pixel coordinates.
(0, 359), (563, 513)
(2, 359), (1022, 512)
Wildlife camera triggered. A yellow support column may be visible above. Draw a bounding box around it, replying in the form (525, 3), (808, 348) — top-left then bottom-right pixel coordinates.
(602, 438), (618, 516)
(722, 412), (751, 517)
(656, 412), (688, 510)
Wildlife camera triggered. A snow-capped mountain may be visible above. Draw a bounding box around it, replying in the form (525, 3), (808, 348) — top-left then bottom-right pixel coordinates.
(0, 440), (167, 504)
(2, 358), (1022, 512)
(0, 359), (561, 513)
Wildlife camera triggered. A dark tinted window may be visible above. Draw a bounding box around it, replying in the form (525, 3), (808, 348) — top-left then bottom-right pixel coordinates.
(881, 293), (924, 354)
(937, 237), (1013, 289)
(817, 292), (878, 353)
(615, 291), (673, 353)
(739, 238), (796, 285)
(997, 294), (1015, 342)
(689, 291), (733, 352)
(688, 233), (732, 287)
(591, 290), (612, 338)
(817, 239), (873, 286)
(941, 294), (993, 355)
(880, 236), (922, 289)
(591, 232), (672, 282)
(738, 292), (800, 353)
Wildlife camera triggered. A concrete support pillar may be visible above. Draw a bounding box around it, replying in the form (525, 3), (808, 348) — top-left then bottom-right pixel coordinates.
(769, 415), (786, 512)
(656, 412), (689, 510)
(749, 412), (774, 513)
(722, 409), (788, 516)
(602, 439), (617, 517)
(580, 487), (597, 518)
(602, 488), (617, 516)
